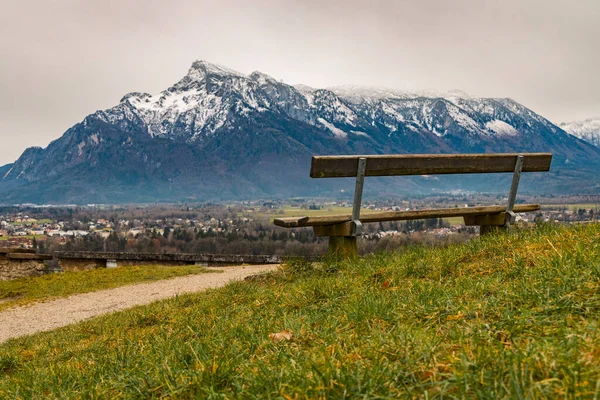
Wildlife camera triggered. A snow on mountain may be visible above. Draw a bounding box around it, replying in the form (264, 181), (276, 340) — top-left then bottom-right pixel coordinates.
(85, 60), (567, 148)
(91, 61), (534, 145)
(2, 59), (599, 203)
(485, 120), (520, 136)
(560, 117), (600, 147)
(328, 85), (471, 103)
(317, 118), (348, 138)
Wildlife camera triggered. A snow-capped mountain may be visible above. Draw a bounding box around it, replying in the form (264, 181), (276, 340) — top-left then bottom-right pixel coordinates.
(1, 60), (599, 203)
(560, 117), (600, 148)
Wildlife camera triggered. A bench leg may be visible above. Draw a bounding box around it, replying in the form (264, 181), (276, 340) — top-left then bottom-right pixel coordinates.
(480, 225), (507, 236)
(328, 236), (358, 259)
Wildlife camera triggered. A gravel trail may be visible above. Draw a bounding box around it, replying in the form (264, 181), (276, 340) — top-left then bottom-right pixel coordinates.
(0, 264), (279, 344)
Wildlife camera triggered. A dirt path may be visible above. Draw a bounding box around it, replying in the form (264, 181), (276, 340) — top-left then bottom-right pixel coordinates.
(0, 264), (279, 344)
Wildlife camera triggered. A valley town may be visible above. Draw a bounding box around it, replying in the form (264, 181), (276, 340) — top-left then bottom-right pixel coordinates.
(1, 194), (598, 257)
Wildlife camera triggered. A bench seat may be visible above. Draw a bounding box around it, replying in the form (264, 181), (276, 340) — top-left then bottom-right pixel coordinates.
(274, 204), (540, 228)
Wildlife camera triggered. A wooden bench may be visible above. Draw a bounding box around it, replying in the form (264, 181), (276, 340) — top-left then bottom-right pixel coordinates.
(274, 153), (552, 258)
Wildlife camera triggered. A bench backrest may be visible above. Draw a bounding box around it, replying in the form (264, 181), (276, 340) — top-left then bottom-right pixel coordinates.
(310, 153), (552, 178)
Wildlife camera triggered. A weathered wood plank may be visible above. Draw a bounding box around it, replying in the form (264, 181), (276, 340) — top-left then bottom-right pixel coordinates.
(274, 204), (540, 228)
(310, 153), (552, 178)
(313, 222), (353, 237)
(463, 213), (506, 226)
(273, 216), (309, 228)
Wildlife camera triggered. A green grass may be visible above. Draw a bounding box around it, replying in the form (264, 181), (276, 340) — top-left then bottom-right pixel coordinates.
(0, 265), (212, 311)
(1, 224), (599, 398)
(443, 216), (464, 225)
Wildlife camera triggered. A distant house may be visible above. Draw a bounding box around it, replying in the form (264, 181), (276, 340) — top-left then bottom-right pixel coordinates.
(128, 228), (143, 237)
(66, 231), (89, 237)
(96, 231), (111, 239)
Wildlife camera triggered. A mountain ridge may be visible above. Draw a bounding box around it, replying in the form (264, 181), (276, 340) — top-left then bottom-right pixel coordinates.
(560, 117), (600, 148)
(1, 60), (599, 204)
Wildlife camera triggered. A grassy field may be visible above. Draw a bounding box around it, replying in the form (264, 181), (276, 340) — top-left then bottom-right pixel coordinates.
(0, 265), (212, 311)
(0, 235), (43, 241)
(443, 216), (464, 225)
(0, 223), (599, 398)
(266, 205), (374, 218)
(280, 205), (353, 216)
(543, 203), (600, 211)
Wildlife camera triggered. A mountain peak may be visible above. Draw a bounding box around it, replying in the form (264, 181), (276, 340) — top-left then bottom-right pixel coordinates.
(187, 60), (244, 81)
(2, 58), (600, 202)
(293, 84), (315, 94)
(249, 71), (278, 85)
(120, 92), (151, 103)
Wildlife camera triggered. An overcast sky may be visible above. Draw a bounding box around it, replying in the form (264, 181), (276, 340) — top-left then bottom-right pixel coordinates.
(1, 0), (598, 165)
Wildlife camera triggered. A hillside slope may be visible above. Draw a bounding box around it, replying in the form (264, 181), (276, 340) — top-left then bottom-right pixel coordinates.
(1, 223), (599, 398)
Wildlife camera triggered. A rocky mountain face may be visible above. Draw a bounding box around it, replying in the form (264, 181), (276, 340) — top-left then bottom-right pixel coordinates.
(1, 60), (599, 204)
(560, 117), (600, 148)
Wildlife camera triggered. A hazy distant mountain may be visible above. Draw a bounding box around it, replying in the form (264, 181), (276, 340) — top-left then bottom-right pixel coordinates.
(560, 117), (600, 148)
(1, 60), (599, 204)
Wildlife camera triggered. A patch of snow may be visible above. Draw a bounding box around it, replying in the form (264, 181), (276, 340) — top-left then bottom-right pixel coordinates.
(381, 102), (406, 122)
(187, 60), (245, 80)
(161, 91), (200, 112)
(294, 85), (316, 105)
(485, 120), (519, 136)
(3, 166), (14, 179)
(559, 117), (600, 147)
(89, 133), (100, 145)
(351, 130), (370, 137)
(317, 118), (348, 138)
(250, 71), (278, 85)
(446, 103), (481, 135)
(293, 84), (315, 95)
(311, 90), (358, 126)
